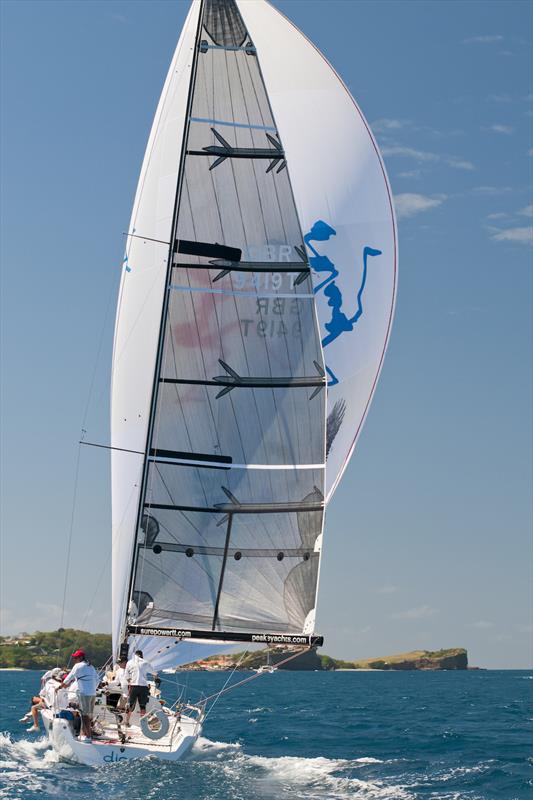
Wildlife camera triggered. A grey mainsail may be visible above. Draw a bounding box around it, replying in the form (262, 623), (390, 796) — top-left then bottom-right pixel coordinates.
(125, 0), (326, 643)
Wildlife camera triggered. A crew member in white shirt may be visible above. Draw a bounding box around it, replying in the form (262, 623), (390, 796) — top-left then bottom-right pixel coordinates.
(106, 657), (129, 709)
(22, 667), (65, 731)
(43, 674), (69, 711)
(125, 650), (157, 725)
(56, 649), (99, 741)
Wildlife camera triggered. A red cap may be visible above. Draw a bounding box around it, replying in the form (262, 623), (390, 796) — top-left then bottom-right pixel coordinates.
(71, 649), (86, 659)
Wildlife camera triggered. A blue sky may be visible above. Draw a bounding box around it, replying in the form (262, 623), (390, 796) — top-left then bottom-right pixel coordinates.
(1, 0), (531, 668)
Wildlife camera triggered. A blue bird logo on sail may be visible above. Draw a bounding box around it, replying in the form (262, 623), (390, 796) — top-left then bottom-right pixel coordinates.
(304, 220), (382, 386)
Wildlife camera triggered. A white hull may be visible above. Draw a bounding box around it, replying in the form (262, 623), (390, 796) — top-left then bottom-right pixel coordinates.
(41, 702), (202, 766)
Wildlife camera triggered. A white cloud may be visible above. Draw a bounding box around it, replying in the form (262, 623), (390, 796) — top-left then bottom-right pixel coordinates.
(472, 185), (513, 195)
(484, 124), (514, 134)
(515, 623), (533, 634)
(0, 603), (61, 636)
(0, 601), (110, 637)
(391, 605), (437, 620)
(468, 620), (494, 629)
(487, 94), (512, 103)
(490, 633), (513, 643)
(519, 204), (533, 217)
(463, 35), (503, 44)
(528, 149), (533, 157)
(381, 145), (438, 162)
(372, 118), (411, 132)
(381, 145), (474, 171)
(486, 212), (508, 220)
(491, 226), (533, 245)
(35, 601), (63, 617)
(394, 193), (446, 220)
(447, 157), (475, 170)
(377, 585), (397, 594)
(396, 169), (423, 179)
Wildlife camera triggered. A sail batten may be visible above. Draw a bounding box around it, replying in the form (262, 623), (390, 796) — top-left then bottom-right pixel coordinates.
(168, 285), (314, 299)
(190, 116), (277, 131)
(143, 501), (323, 513)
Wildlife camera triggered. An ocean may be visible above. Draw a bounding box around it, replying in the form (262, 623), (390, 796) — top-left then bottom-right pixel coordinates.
(0, 669), (531, 799)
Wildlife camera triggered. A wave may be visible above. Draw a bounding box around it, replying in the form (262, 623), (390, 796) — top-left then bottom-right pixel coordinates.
(0, 732), (59, 799)
(0, 730), (502, 800)
(192, 736), (243, 757)
(191, 741), (410, 799)
(0, 731), (57, 768)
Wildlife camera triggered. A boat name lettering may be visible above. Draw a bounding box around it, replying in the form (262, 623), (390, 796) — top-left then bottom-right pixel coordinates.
(251, 634), (307, 644)
(103, 751), (127, 763)
(138, 627), (192, 638)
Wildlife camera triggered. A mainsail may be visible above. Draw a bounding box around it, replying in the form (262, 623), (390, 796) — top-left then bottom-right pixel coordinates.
(113, 0), (325, 666)
(111, 0), (396, 669)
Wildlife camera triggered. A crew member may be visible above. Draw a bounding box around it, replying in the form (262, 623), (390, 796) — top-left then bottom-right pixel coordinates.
(56, 649), (98, 741)
(125, 649), (157, 725)
(105, 657), (129, 709)
(21, 667), (66, 731)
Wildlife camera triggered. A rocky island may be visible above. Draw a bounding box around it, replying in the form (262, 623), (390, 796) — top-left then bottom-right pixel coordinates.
(183, 647), (468, 671)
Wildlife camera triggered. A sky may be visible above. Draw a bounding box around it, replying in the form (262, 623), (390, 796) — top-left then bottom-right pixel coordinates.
(1, 0), (531, 669)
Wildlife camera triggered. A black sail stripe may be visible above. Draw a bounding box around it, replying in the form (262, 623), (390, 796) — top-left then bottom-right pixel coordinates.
(144, 501), (324, 514)
(149, 448), (232, 464)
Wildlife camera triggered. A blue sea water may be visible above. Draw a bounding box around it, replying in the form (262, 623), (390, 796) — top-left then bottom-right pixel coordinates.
(0, 669), (531, 799)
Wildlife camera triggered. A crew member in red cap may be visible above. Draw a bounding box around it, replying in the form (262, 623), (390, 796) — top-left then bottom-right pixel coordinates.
(56, 649), (99, 742)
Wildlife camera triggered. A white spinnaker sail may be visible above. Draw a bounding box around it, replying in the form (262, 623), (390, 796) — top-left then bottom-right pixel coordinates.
(111, 0), (396, 669)
(239, 0), (397, 501)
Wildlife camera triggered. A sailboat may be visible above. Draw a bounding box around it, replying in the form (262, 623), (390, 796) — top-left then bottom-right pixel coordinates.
(44, 0), (396, 766)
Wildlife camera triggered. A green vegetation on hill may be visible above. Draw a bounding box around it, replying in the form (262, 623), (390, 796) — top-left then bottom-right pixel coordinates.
(323, 648), (468, 671)
(186, 648), (323, 671)
(190, 647), (468, 671)
(0, 629), (111, 669)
